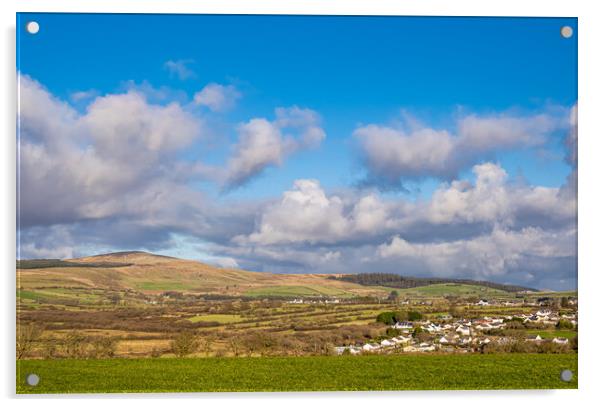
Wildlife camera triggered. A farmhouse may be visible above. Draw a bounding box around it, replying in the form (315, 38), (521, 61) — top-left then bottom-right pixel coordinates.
(393, 322), (413, 330)
(456, 326), (471, 336)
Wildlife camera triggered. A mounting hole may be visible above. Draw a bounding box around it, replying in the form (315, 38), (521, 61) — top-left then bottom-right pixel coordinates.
(26, 21), (40, 35)
(560, 369), (573, 382)
(560, 26), (573, 39)
(26, 373), (40, 386)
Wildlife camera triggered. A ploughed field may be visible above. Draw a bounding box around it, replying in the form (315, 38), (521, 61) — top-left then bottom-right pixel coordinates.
(17, 354), (577, 393)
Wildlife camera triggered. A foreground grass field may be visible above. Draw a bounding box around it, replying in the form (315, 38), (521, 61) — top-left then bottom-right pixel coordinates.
(17, 354), (577, 394)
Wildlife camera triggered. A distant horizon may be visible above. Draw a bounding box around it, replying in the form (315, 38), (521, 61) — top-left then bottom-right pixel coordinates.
(17, 14), (577, 291)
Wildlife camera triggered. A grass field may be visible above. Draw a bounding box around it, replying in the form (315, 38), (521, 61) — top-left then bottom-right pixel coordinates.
(526, 330), (578, 339)
(17, 354), (577, 393)
(244, 285), (350, 297)
(397, 283), (511, 297)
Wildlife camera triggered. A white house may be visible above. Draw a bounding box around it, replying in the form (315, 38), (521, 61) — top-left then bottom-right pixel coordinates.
(553, 337), (570, 345)
(418, 343), (436, 352)
(395, 336), (411, 344)
(362, 343), (379, 352)
(456, 326), (471, 336)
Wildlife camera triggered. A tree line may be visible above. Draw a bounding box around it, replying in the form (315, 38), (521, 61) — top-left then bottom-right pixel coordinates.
(330, 273), (537, 293)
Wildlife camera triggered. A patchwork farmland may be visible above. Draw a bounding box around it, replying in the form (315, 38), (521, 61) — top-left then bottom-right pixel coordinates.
(16, 251), (578, 392)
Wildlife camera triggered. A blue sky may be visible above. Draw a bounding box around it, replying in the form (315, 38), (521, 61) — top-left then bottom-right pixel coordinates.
(17, 14), (577, 289)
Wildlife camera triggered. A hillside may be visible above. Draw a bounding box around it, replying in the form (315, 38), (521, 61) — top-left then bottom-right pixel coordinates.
(17, 251), (535, 301)
(16, 251), (387, 299)
(331, 273), (537, 293)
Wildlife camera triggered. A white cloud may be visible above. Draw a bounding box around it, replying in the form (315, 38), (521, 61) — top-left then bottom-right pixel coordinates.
(275, 106), (326, 148)
(565, 103), (578, 167)
(233, 161), (575, 247)
(70, 89), (98, 103)
(211, 257), (240, 269)
(164, 59), (196, 80)
(223, 107), (326, 188)
(355, 110), (566, 186)
(355, 125), (455, 182)
(377, 226), (576, 279)
(426, 163), (575, 226)
(235, 179), (349, 245)
(18, 74), (203, 226)
(17, 74), (577, 290)
(194, 83), (241, 112)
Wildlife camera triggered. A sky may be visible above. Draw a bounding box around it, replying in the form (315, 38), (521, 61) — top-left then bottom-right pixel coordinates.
(16, 14), (577, 290)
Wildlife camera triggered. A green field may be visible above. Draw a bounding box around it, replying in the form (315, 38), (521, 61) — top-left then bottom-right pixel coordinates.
(17, 354), (577, 393)
(244, 285), (349, 297)
(526, 330), (577, 339)
(397, 283), (510, 297)
(135, 282), (196, 291)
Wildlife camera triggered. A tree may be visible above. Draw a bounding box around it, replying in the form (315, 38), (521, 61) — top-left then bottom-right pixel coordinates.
(108, 293), (121, 306)
(570, 335), (578, 352)
(89, 336), (118, 358)
(17, 323), (44, 359)
(227, 337), (242, 357)
(387, 290), (399, 302)
(170, 331), (199, 357)
(199, 335), (214, 357)
(449, 305), (464, 319)
(63, 331), (88, 358)
(560, 297), (570, 308)
(556, 319), (574, 330)
(412, 326), (424, 337)
(407, 311), (423, 321)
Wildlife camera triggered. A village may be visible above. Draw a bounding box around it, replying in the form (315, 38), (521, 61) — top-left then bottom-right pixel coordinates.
(334, 300), (578, 355)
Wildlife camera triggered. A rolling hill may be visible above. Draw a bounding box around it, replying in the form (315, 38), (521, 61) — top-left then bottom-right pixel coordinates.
(16, 251), (388, 298)
(17, 251), (534, 300)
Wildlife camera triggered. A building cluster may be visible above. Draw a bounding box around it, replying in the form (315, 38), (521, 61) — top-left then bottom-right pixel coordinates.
(335, 309), (577, 355)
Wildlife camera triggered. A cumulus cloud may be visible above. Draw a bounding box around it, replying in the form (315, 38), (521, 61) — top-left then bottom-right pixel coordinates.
(377, 226), (576, 280)
(355, 110), (565, 188)
(235, 179), (350, 245)
(223, 106), (326, 188)
(194, 83), (241, 112)
(17, 74), (577, 290)
(233, 162), (575, 248)
(164, 59), (196, 80)
(18, 74), (204, 227)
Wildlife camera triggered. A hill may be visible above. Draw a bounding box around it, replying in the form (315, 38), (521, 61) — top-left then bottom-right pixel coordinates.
(331, 273), (537, 293)
(17, 252), (535, 300)
(16, 252), (387, 299)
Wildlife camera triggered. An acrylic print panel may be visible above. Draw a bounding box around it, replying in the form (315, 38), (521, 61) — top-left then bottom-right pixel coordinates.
(16, 13), (577, 393)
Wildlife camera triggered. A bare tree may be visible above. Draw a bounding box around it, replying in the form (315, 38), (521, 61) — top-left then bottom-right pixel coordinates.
(227, 337), (242, 357)
(89, 336), (118, 358)
(63, 331), (88, 359)
(170, 331), (199, 357)
(17, 323), (45, 359)
(195, 335), (214, 357)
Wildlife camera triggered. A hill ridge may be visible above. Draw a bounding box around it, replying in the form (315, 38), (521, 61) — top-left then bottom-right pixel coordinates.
(331, 273), (538, 293)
